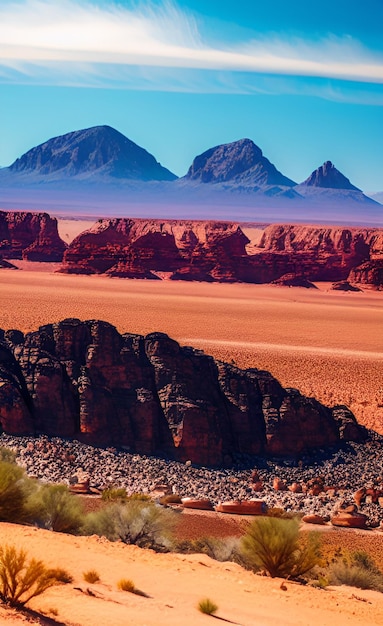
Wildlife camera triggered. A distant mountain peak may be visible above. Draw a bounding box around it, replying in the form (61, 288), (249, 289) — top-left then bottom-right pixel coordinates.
(9, 125), (177, 182)
(184, 138), (296, 187)
(301, 161), (360, 191)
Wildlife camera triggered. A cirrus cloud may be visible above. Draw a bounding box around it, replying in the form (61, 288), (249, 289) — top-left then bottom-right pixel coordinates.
(0, 0), (382, 96)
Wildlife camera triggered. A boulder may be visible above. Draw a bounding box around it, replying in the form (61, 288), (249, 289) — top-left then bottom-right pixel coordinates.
(331, 511), (368, 529)
(302, 514), (326, 525)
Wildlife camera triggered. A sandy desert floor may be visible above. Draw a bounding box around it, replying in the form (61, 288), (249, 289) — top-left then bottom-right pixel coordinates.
(0, 260), (382, 433)
(1, 520), (383, 626)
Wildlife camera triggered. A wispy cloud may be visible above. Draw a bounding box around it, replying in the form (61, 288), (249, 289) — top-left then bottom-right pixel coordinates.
(0, 0), (383, 95)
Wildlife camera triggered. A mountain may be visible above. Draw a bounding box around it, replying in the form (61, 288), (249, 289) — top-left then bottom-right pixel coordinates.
(7, 125), (177, 182)
(300, 161), (360, 191)
(0, 128), (381, 226)
(295, 160), (377, 206)
(371, 191), (383, 204)
(183, 138), (296, 188)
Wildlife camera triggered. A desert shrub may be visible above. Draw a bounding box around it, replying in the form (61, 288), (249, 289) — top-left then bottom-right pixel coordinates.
(240, 516), (321, 579)
(117, 578), (135, 592)
(101, 487), (127, 502)
(267, 507), (299, 520)
(126, 492), (151, 502)
(330, 551), (383, 592)
(27, 483), (84, 534)
(0, 461), (35, 523)
(83, 500), (177, 551)
(48, 568), (73, 584)
(197, 598), (218, 615)
(83, 570), (100, 584)
(0, 544), (63, 607)
(0, 447), (16, 464)
(176, 536), (241, 562)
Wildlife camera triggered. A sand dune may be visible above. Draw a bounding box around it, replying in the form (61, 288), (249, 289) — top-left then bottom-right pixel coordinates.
(0, 521), (383, 626)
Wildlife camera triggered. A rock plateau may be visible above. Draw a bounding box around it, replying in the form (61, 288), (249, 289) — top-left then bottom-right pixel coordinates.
(60, 218), (383, 287)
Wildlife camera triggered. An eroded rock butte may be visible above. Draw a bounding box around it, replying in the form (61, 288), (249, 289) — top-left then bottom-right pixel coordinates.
(0, 319), (366, 466)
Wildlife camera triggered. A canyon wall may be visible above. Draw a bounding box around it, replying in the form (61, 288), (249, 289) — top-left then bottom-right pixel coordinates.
(60, 218), (383, 287)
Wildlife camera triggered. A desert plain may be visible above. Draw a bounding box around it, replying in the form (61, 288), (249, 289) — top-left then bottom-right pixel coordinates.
(1, 218), (382, 434)
(1, 217), (383, 625)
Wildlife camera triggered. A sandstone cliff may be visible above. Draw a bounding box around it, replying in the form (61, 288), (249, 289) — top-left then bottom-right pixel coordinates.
(0, 319), (366, 465)
(60, 218), (383, 287)
(60, 218), (249, 281)
(255, 224), (383, 283)
(0, 210), (66, 261)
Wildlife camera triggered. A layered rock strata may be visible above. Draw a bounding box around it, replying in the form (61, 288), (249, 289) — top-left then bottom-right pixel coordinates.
(0, 319), (366, 466)
(60, 218), (383, 287)
(0, 210), (66, 261)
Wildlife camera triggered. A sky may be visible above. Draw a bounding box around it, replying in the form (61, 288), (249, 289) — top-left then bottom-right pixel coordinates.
(0, 0), (382, 191)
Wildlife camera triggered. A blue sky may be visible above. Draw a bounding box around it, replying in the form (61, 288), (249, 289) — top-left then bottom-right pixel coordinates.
(0, 0), (382, 191)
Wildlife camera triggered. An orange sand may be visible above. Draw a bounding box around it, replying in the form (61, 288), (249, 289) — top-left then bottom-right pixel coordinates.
(0, 521), (383, 626)
(0, 268), (382, 432)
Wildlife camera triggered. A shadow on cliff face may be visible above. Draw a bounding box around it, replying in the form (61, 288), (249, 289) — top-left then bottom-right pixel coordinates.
(0, 318), (367, 468)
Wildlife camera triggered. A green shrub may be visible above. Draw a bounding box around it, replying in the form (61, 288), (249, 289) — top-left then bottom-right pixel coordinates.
(330, 551), (383, 592)
(241, 517), (321, 579)
(27, 483), (84, 534)
(83, 500), (176, 551)
(0, 461), (35, 523)
(101, 487), (127, 502)
(197, 598), (218, 615)
(83, 570), (100, 584)
(0, 544), (63, 607)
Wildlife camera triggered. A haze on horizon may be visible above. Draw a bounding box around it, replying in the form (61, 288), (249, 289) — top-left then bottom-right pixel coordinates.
(0, 0), (382, 193)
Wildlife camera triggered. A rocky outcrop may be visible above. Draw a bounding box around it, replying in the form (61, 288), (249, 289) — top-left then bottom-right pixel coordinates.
(0, 319), (366, 466)
(8, 125), (177, 182)
(0, 259), (18, 269)
(59, 219), (383, 285)
(184, 138), (296, 187)
(60, 218), (250, 281)
(271, 274), (318, 289)
(255, 224), (382, 282)
(331, 281), (362, 292)
(0, 210), (66, 261)
(348, 260), (383, 289)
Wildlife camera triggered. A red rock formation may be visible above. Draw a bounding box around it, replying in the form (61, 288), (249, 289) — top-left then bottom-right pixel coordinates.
(59, 218), (383, 286)
(255, 224), (377, 281)
(0, 210), (66, 261)
(60, 218), (249, 282)
(0, 320), (366, 466)
(348, 260), (383, 289)
(271, 274), (318, 288)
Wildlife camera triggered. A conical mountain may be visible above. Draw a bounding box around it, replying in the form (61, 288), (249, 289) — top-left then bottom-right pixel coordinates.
(301, 161), (360, 191)
(8, 125), (177, 181)
(184, 138), (296, 187)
